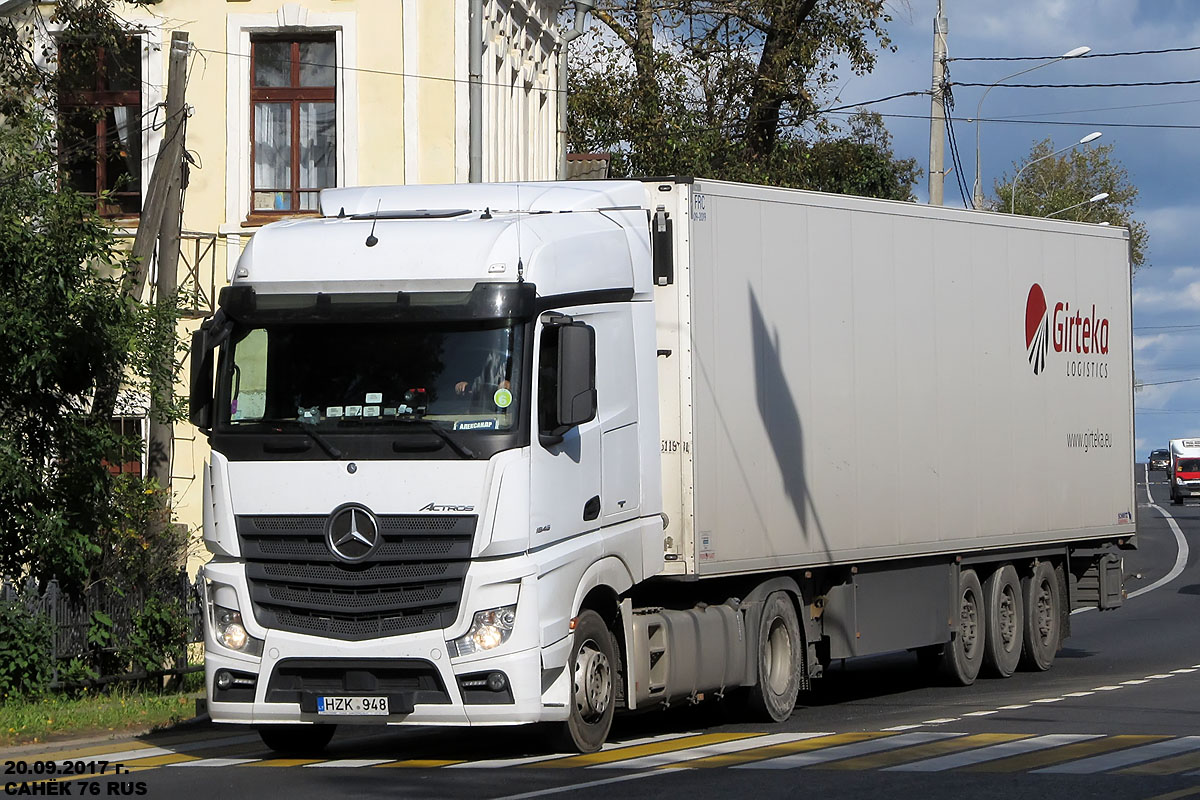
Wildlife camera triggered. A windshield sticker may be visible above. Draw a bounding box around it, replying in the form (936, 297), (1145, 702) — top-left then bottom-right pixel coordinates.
(493, 388), (513, 409)
(365, 392), (383, 404)
(326, 406), (344, 418)
(298, 406), (320, 424)
(363, 405), (381, 417)
(345, 405), (363, 417)
(382, 407), (397, 416)
(454, 419), (498, 431)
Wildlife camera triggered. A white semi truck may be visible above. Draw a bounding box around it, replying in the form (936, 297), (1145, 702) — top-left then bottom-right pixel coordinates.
(190, 179), (1135, 754)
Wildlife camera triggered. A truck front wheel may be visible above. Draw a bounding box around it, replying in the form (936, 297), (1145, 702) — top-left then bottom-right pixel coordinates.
(748, 591), (802, 722)
(257, 724), (336, 755)
(558, 609), (617, 753)
(939, 568), (985, 686)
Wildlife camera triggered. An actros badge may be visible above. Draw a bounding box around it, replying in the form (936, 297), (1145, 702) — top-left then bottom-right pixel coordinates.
(326, 503), (381, 562)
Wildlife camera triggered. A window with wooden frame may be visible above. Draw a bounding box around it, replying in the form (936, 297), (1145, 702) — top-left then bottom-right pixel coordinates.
(57, 35), (143, 217)
(250, 35), (337, 218)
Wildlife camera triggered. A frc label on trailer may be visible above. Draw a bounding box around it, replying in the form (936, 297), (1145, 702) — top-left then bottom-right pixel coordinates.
(1025, 283), (1111, 378)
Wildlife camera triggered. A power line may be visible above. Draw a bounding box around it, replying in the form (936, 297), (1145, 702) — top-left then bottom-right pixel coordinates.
(821, 108), (1200, 132)
(1137, 376), (1200, 388)
(951, 78), (1200, 90)
(950, 45), (1200, 63)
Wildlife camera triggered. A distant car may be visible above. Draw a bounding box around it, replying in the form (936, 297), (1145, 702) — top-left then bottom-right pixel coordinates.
(1150, 449), (1170, 471)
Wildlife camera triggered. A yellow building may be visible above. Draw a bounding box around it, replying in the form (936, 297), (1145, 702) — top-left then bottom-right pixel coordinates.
(8, 0), (572, 571)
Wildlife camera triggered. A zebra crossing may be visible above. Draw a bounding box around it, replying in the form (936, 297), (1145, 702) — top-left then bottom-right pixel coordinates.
(18, 728), (1200, 777)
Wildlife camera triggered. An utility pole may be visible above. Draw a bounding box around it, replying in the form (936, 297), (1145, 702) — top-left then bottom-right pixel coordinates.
(928, 0), (948, 205)
(146, 30), (190, 496)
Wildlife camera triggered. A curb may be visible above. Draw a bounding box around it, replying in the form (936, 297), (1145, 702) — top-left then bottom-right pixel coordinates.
(3, 709), (213, 757)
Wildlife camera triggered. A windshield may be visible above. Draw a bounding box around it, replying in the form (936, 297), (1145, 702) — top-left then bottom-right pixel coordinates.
(1152, 451), (1169, 460)
(219, 320), (524, 433)
(1178, 458), (1200, 473)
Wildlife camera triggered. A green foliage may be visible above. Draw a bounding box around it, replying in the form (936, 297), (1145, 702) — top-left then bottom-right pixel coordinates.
(568, 3), (917, 198)
(991, 138), (1148, 272)
(126, 596), (188, 674)
(0, 599), (53, 699)
(0, 1), (189, 595)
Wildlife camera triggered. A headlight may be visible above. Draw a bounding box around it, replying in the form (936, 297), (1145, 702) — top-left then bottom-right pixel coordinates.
(213, 604), (263, 656)
(448, 605), (517, 657)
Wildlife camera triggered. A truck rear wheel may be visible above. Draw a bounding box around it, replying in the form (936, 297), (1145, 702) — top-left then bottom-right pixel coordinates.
(748, 591), (802, 722)
(982, 564), (1023, 678)
(939, 568), (984, 686)
(257, 724), (336, 755)
(1019, 561), (1062, 671)
(558, 609), (616, 753)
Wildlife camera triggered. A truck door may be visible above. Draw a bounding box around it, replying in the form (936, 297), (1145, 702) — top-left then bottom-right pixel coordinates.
(530, 305), (639, 550)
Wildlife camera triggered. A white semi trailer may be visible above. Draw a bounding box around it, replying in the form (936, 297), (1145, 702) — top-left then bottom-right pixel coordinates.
(190, 179), (1135, 754)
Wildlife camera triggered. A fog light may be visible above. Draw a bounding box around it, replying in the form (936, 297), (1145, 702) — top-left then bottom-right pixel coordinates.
(448, 604), (517, 657)
(215, 669), (233, 690)
(485, 672), (508, 692)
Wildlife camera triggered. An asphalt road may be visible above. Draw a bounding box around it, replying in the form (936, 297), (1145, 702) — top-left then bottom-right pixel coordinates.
(9, 463), (1200, 800)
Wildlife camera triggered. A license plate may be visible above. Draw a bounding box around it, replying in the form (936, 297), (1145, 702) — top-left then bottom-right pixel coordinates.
(316, 696), (389, 716)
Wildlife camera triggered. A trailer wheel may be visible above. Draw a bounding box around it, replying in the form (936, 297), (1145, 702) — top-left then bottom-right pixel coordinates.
(939, 568), (984, 686)
(557, 609), (616, 753)
(257, 724), (336, 755)
(982, 564), (1023, 678)
(748, 591), (802, 722)
(1020, 561), (1062, 671)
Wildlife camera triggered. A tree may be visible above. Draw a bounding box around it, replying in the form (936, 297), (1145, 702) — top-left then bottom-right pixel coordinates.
(568, 1), (917, 198)
(991, 139), (1148, 272)
(0, 1), (187, 594)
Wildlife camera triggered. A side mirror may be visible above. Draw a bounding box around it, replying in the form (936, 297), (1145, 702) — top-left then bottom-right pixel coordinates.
(538, 319), (596, 446)
(189, 327), (214, 431)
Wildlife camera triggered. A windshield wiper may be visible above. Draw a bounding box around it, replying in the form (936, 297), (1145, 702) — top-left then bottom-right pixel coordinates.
(295, 420), (343, 459)
(398, 420), (475, 459)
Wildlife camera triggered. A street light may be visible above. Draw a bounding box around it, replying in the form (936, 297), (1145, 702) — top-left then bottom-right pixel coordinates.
(1011, 132), (1102, 214)
(973, 45), (1090, 209)
(1046, 192), (1109, 219)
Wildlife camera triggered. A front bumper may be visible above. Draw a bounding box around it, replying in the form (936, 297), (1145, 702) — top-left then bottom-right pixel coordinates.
(202, 557), (568, 727)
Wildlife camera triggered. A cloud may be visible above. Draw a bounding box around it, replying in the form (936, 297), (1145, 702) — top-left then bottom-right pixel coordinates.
(1132, 281), (1200, 312)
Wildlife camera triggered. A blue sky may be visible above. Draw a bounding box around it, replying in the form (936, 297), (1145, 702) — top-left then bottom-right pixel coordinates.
(828, 0), (1200, 459)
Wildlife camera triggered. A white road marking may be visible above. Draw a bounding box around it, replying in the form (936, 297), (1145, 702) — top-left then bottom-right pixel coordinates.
(921, 718), (959, 725)
(305, 759), (394, 768)
(998, 704), (1031, 710)
(1173, 668), (1199, 674)
(963, 711), (998, 717)
(1093, 686), (1124, 691)
(732, 731), (964, 770)
(1035, 736), (1200, 774)
(1147, 674), (1174, 679)
(446, 733), (698, 769)
(594, 732), (832, 770)
(491, 770), (681, 799)
(1121, 679), (1150, 685)
(1130, 464), (1189, 600)
(1031, 698), (1064, 704)
(1064, 692), (1095, 697)
(169, 758), (260, 767)
(44, 735), (262, 768)
(885, 734), (1104, 772)
(882, 724), (922, 731)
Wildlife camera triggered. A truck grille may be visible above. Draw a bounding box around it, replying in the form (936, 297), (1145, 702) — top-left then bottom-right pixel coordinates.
(237, 514), (475, 641)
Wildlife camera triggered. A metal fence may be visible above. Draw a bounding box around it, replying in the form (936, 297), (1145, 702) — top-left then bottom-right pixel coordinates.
(1, 571), (205, 687)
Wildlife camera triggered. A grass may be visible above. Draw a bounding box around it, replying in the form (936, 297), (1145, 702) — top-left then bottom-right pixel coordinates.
(0, 687), (203, 748)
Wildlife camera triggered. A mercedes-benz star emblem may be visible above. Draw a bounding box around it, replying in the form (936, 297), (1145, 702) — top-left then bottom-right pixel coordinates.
(325, 504), (380, 562)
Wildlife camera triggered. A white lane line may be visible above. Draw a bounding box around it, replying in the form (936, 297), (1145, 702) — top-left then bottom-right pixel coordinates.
(169, 758), (260, 767)
(1035, 736), (1200, 774)
(732, 731), (964, 770)
(1032, 698), (1064, 704)
(1130, 465), (1189, 600)
(593, 732), (832, 770)
(305, 759), (394, 768)
(1172, 668), (1198, 674)
(885, 734), (1104, 773)
(1122, 679), (1150, 685)
(48, 735), (262, 768)
(998, 704), (1031, 710)
(1065, 692), (1095, 697)
(963, 711), (998, 717)
(1147, 674), (1174, 679)
(491, 770), (681, 800)
(447, 733), (698, 769)
(882, 724), (923, 731)
(921, 718), (959, 725)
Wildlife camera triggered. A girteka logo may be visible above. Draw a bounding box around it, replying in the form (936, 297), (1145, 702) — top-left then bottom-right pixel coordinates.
(1025, 283), (1111, 378)
(1025, 284), (1049, 374)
